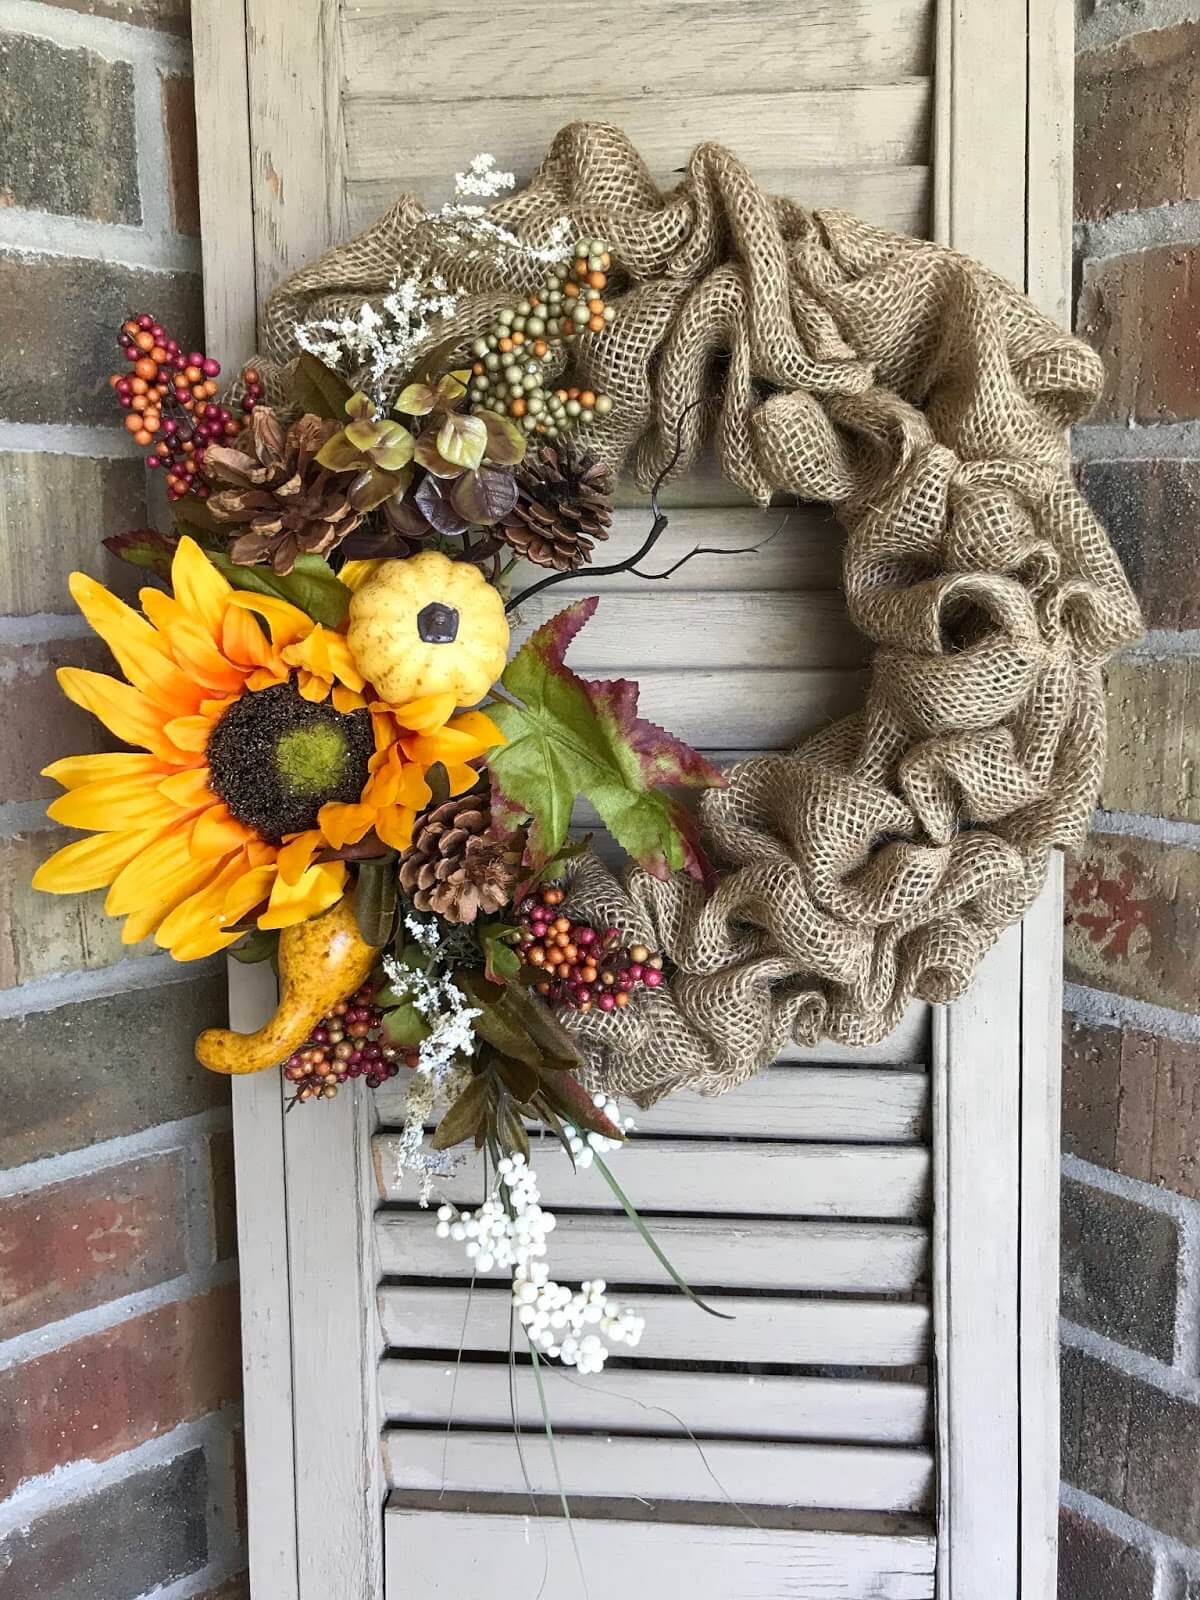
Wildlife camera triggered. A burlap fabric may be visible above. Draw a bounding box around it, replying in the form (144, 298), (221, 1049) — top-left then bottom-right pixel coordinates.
(258, 122), (1142, 1106)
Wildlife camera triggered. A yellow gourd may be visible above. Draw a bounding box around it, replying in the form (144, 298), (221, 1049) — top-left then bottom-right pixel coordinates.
(194, 896), (379, 1075)
(346, 551), (509, 707)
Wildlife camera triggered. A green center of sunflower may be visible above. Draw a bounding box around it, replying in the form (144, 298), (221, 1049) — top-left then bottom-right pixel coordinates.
(206, 681), (373, 845)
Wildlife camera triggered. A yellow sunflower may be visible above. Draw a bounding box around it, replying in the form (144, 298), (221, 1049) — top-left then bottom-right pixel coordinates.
(33, 537), (502, 959)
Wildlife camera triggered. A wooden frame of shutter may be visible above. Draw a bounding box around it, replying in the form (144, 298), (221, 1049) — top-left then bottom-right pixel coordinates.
(192, 2), (1073, 1592)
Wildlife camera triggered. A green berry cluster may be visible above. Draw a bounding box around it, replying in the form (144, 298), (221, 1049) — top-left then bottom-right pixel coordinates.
(467, 238), (616, 436)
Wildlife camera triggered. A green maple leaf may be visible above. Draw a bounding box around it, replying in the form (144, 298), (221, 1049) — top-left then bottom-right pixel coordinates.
(488, 598), (725, 884)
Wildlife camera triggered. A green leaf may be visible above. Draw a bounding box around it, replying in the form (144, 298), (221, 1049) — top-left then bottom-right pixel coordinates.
(291, 352), (355, 421)
(488, 598), (726, 882)
(495, 1094), (531, 1161)
(459, 974), (544, 1068)
(171, 494), (223, 538)
(103, 527), (178, 578)
(205, 550), (352, 628)
(431, 1073), (491, 1149)
(228, 927), (280, 964)
(500, 982), (583, 1070)
(492, 1052), (540, 1106)
(436, 412), (487, 471)
(381, 1002), (431, 1046)
(394, 381), (439, 417)
(480, 923), (521, 985)
(353, 859), (397, 947)
(449, 464), (518, 526)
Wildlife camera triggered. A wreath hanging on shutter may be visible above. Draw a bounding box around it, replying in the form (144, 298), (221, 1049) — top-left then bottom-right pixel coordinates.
(33, 124), (1140, 1373)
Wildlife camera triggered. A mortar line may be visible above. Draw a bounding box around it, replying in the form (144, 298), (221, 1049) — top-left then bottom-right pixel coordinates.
(0, 614), (94, 645)
(1061, 1317), (1200, 1402)
(0, 948), (223, 1021)
(1091, 810), (1200, 849)
(1071, 419), (1200, 462)
(133, 1550), (248, 1600)
(0, 800), (55, 839)
(1060, 1484), (1200, 1580)
(1122, 630), (1200, 661)
(1063, 1154), (1200, 1225)
(1075, 199), (1200, 264)
(0, 1258), (237, 1372)
(0, 420), (141, 457)
(0, 0), (192, 68)
(1076, 0), (1200, 53)
(131, 50), (174, 239)
(1063, 983), (1200, 1045)
(0, 1405), (242, 1537)
(0, 1107), (232, 1199)
(0, 208), (200, 273)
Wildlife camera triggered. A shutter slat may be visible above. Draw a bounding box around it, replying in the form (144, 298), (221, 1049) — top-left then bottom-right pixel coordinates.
(383, 1429), (934, 1512)
(374, 1064), (929, 1141)
(379, 1359), (930, 1443)
(385, 1503), (936, 1599)
(343, 85), (932, 184)
(377, 1213), (927, 1293)
(373, 1139), (931, 1218)
(343, 0), (933, 97)
(512, 591), (868, 670)
(378, 1285), (930, 1366)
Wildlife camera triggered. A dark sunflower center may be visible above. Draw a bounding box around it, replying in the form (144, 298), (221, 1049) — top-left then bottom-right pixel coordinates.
(206, 680), (373, 844)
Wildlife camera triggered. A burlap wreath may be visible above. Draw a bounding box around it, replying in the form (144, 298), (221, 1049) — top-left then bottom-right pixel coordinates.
(256, 122), (1142, 1105)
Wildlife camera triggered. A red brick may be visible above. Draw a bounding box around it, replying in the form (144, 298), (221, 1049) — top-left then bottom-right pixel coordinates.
(1102, 656), (1200, 824)
(1077, 245), (1200, 425)
(0, 1284), (241, 1495)
(0, 1153), (187, 1341)
(1064, 833), (1200, 1015)
(0, 1448), (210, 1597)
(160, 72), (200, 238)
(1063, 1017), (1200, 1202)
(1076, 22), (1200, 220)
(194, 1578), (251, 1600)
(1059, 1508), (1154, 1600)
(0, 636), (119, 805)
(209, 1127), (238, 1262)
(1078, 459), (1200, 631)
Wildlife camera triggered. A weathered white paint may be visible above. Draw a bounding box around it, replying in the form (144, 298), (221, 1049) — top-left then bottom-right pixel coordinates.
(384, 1506), (937, 1600)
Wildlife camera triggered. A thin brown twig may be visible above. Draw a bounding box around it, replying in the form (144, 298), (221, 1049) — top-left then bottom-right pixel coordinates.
(503, 400), (705, 616)
(628, 511), (792, 582)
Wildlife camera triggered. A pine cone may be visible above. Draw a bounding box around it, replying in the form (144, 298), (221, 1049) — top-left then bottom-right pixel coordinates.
(398, 797), (520, 924)
(204, 408), (363, 574)
(500, 443), (612, 571)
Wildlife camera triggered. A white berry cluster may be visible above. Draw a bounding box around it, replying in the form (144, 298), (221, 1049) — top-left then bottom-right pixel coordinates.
(434, 1148), (644, 1373)
(514, 1267), (644, 1374)
(435, 1153), (555, 1276)
(562, 1092), (634, 1169)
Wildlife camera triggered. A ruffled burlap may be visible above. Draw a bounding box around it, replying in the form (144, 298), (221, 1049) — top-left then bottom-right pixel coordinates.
(257, 122), (1143, 1106)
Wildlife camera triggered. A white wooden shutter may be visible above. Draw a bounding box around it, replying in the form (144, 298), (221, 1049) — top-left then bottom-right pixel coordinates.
(193, 1), (1072, 1595)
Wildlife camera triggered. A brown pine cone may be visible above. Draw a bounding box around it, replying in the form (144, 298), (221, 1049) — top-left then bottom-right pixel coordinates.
(204, 407), (363, 574)
(500, 443), (612, 571)
(398, 797), (520, 924)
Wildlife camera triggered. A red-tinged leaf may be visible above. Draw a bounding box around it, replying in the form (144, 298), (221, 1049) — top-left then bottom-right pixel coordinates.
(431, 1074), (490, 1150)
(103, 527), (178, 578)
(487, 599), (723, 882)
(540, 1070), (625, 1142)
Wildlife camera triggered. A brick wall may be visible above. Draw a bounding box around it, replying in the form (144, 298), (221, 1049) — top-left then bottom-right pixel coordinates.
(0, 4), (246, 1597)
(1062, 3), (1200, 1596)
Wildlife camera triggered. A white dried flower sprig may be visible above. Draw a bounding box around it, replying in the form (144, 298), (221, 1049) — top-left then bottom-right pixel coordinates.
(453, 153), (516, 200)
(294, 267), (461, 400)
(434, 1096), (643, 1375)
(429, 153), (574, 267)
(382, 926), (480, 1201)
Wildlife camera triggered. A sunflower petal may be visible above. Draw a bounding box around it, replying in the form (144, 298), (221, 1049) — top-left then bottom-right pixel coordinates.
(374, 806), (417, 852)
(227, 590), (313, 647)
(171, 536), (232, 639)
(222, 863), (277, 925)
(47, 775), (197, 832)
(442, 762), (485, 797)
(141, 591), (249, 694)
(158, 767), (216, 808)
(32, 826), (162, 894)
(41, 752), (164, 791)
(104, 829), (211, 919)
(155, 853), (254, 954)
(190, 803), (253, 858)
(68, 572), (197, 716)
(448, 709), (505, 751)
(316, 801), (375, 850)
(57, 668), (179, 759)
(276, 829), (323, 885)
(162, 713), (218, 753)
(388, 693), (457, 733)
(257, 862), (347, 929)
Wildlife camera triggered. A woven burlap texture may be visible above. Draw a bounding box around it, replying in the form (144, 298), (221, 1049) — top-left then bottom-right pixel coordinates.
(259, 122), (1143, 1106)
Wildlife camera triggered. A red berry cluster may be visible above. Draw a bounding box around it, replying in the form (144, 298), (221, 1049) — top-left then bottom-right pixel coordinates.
(283, 985), (413, 1104)
(109, 314), (249, 501)
(517, 885), (664, 1014)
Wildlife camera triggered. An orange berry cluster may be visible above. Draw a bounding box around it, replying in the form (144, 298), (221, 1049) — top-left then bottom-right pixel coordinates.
(466, 239), (615, 437)
(109, 314), (253, 501)
(517, 884), (664, 1014)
